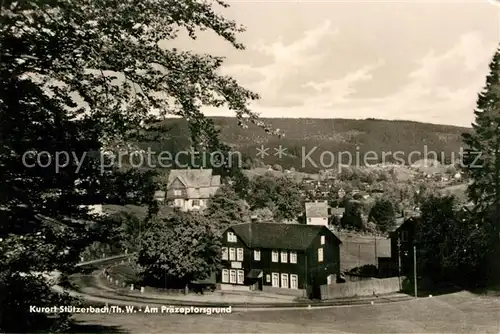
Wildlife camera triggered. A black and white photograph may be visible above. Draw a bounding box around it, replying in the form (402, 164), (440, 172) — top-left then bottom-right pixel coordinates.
(1, 0), (499, 333)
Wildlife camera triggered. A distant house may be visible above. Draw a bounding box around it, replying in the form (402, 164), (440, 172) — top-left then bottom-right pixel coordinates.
(305, 201), (329, 226)
(218, 222), (342, 298)
(389, 215), (421, 275)
(337, 188), (346, 198)
(164, 169), (220, 211)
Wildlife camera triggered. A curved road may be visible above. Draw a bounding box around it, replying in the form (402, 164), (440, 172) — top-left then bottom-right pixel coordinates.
(59, 256), (414, 312)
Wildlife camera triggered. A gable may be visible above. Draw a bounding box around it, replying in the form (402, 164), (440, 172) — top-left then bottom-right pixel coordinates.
(169, 177), (186, 189)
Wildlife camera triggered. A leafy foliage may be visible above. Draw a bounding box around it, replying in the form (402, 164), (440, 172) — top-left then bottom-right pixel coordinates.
(205, 185), (250, 228)
(369, 198), (396, 232)
(247, 174), (303, 221)
(0, 0), (264, 331)
(341, 199), (364, 230)
(415, 195), (491, 287)
(137, 211), (221, 288)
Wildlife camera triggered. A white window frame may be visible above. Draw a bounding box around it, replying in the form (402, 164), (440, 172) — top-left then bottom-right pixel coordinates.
(290, 274), (298, 289)
(192, 199), (200, 206)
(174, 190), (181, 196)
(254, 249), (261, 261)
(271, 273), (279, 287)
(281, 251), (288, 263)
(272, 250), (279, 263)
(290, 251), (297, 264)
(222, 247), (228, 260)
(174, 199), (183, 206)
(237, 270), (244, 284)
(237, 248), (244, 261)
(222, 269), (229, 283)
(229, 248), (236, 261)
(229, 270), (236, 284)
(266, 274), (271, 283)
(227, 232), (237, 243)
(318, 248), (324, 262)
(281, 273), (289, 289)
(321, 235), (325, 245)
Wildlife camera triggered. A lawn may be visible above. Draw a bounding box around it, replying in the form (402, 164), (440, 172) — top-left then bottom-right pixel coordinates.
(72, 291), (500, 333)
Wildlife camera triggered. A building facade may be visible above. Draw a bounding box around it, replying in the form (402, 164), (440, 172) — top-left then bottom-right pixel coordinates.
(218, 222), (342, 299)
(161, 169), (220, 211)
(305, 201), (329, 226)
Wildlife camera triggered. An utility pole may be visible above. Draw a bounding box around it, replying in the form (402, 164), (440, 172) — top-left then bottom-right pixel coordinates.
(374, 234), (378, 265)
(413, 245), (417, 298)
(397, 237), (401, 290)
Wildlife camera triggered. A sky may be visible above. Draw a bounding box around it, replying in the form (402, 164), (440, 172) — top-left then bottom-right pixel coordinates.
(171, 0), (500, 127)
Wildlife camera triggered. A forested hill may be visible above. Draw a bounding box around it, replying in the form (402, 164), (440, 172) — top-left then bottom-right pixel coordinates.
(141, 117), (471, 172)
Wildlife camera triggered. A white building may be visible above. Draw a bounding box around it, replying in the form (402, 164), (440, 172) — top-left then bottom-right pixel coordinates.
(305, 201), (329, 226)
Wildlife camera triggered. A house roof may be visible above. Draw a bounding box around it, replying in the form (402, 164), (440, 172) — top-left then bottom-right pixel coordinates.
(167, 169), (220, 188)
(330, 207), (345, 216)
(305, 201), (328, 218)
(228, 222), (342, 250)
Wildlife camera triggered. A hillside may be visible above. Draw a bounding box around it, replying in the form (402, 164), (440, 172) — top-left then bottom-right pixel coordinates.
(142, 117), (471, 173)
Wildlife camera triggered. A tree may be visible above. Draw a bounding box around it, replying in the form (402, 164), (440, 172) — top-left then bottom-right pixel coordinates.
(341, 199), (364, 230)
(205, 185), (250, 228)
(137, 211), (221, 288)
(462, 46), (500, 284)
(247, 175), (302, 221)
(415, 195), (491, 287)
(0, 0), (266, 331)
(369, 198), (396, 232)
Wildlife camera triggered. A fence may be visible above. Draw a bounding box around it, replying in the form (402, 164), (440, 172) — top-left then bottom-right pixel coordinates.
(320, 277), (403, 300)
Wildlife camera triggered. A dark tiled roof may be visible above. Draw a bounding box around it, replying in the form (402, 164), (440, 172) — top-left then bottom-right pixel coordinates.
(168, 169), (220, 188)
(305, 201), (328, 218)
(229, 222), (342, 250)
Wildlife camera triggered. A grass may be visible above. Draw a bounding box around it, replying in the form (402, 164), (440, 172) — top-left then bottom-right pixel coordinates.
(72, 291), (500, 333)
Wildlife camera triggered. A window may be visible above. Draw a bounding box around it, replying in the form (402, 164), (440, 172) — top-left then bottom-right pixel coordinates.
(321, 235), (325, 245)
(174, 199), (183, 206)
(318, 248), (323, 262)
(199, 199), (204, 206)
(401, 231), (408, 242)
(229, 270), (236, 284)
(229, 248), (236, 261)
(290, 251), (297, 264)
(222, 269), (229, 283)
(195, 187), (200, 192)
(192, 199), (200, 206)
(272, 251), (279, 263)
(308, 218), (311, 222)
(227, 232), (237, 242)
(271, 273), (279, 287)
(281, 251), (288, 263)
(266, 274), (271, 283)
(222, 247), (228, 260)
(237, 270), (244, 284)
(281, 273), (289, 289)
(290, 274), (298, 289)
(254, 250), (261, 261)
(174, 190), (181, 196)
(237, 248), (244, 261)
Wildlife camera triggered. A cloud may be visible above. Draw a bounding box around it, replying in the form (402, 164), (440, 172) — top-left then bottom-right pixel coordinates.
(220, 20), (340, 106)
(302, 59), (385, 105)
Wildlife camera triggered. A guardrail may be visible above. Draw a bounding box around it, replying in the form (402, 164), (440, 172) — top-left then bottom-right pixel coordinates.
(76, 253), (135, 267)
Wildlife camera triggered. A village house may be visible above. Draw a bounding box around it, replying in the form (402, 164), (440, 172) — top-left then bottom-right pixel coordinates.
(305, 201), (329, 226)
(218, 222), (342, 298)
(388, 214), (421, 275)
(159, 169), (220, 211)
